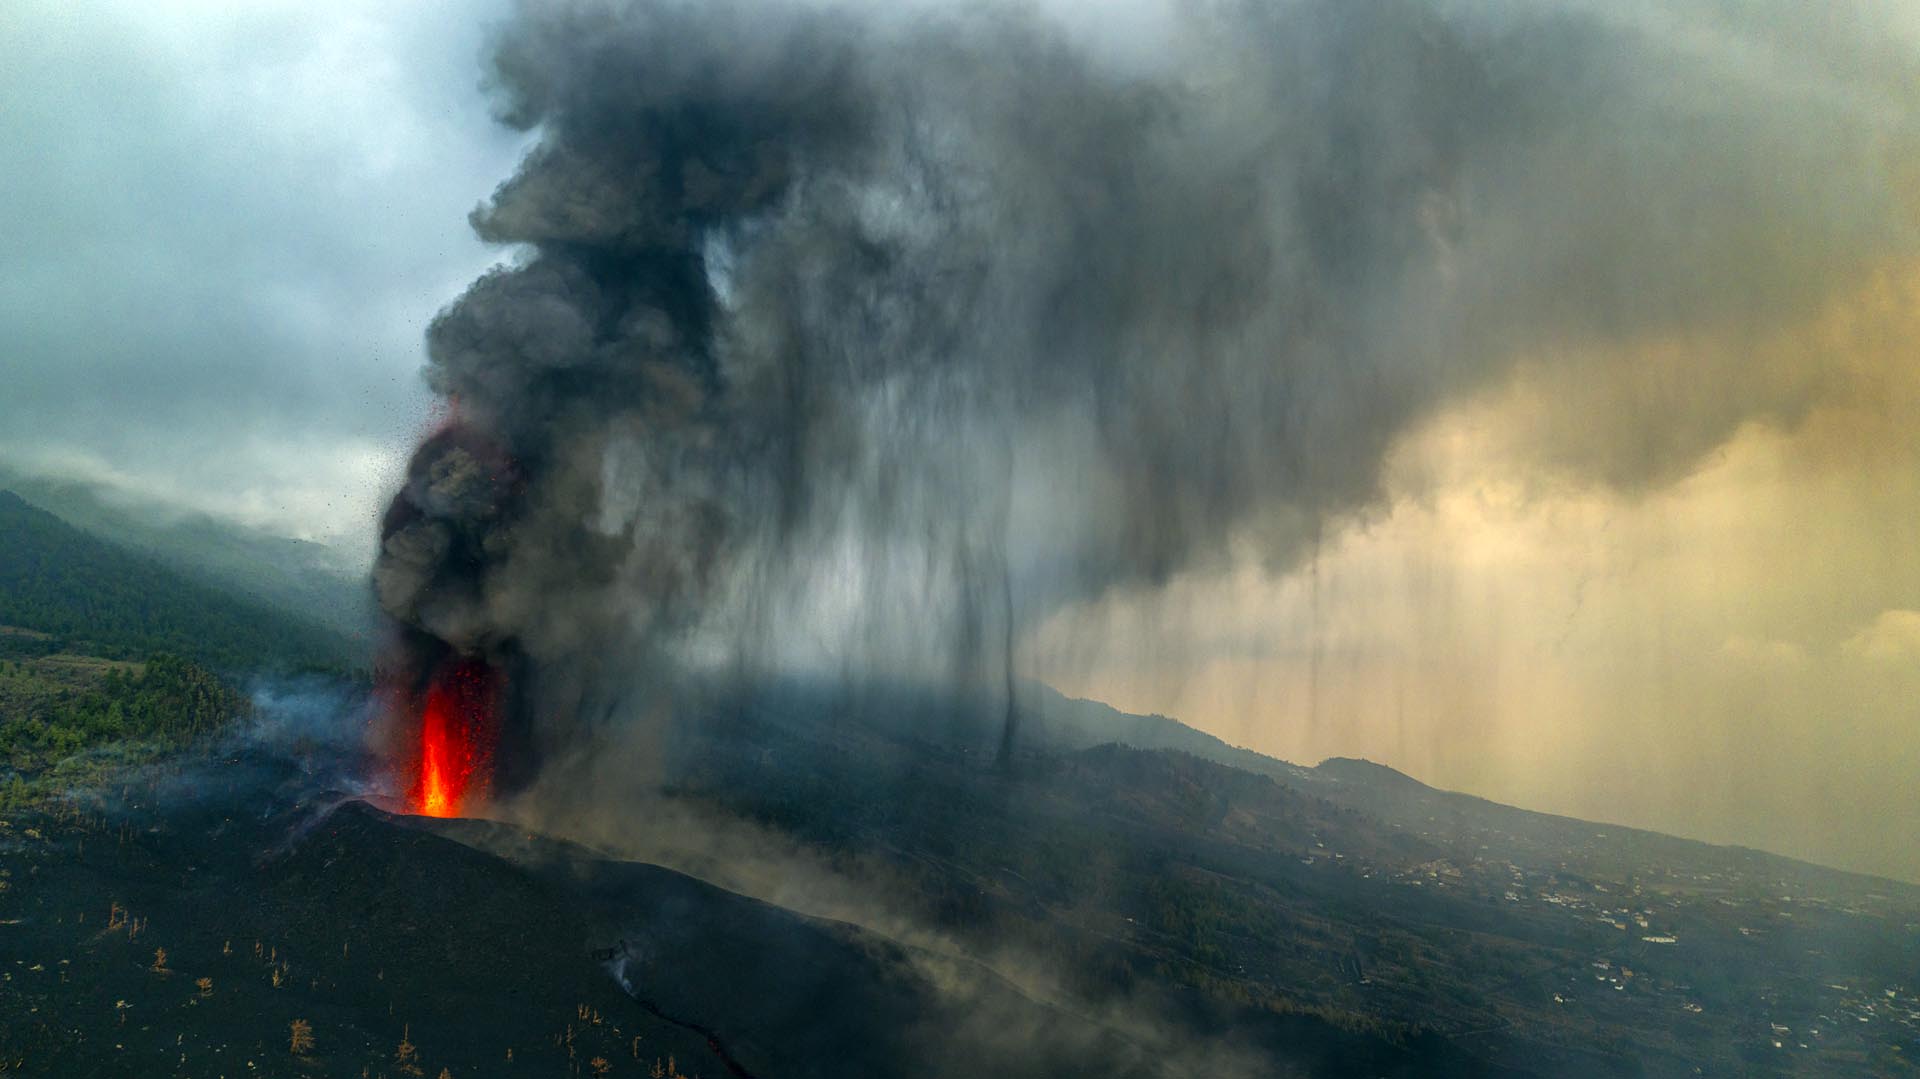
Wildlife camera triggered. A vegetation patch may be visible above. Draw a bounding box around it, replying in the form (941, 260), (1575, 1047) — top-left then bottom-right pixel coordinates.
(0, 652), (249, 809)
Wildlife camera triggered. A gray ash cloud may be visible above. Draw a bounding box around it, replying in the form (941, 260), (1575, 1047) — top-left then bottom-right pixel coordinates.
(373, 0), (1916, 769)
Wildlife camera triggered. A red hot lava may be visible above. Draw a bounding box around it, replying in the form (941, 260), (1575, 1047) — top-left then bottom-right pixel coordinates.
(402, 656), (503, 818)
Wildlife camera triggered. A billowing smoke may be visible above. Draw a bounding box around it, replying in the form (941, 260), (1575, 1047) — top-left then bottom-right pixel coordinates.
(374, 0), (1916, 796)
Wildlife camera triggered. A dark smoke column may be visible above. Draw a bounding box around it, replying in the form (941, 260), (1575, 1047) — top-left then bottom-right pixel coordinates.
(371, 2), (874, 809)
(364, 0), (1506, 803)
(370, 0), (1890, 808)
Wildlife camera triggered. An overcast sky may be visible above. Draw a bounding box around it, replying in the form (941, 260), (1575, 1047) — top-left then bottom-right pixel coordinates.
(4, 0), (1919, 881)
(1, 0), (527, 550)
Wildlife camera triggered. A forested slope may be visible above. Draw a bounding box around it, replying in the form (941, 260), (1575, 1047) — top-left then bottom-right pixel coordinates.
(0, 490), (360, 671)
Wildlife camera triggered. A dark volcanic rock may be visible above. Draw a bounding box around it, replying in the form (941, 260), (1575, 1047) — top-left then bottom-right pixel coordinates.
(407, 810), (1172, 1079)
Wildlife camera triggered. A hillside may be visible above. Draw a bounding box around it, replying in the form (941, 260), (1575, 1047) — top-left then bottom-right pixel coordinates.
(0, 753), (1524, 1079)
(0, 490), (362, 671)
(1028, 684), (1920, 896)
(0, 466), (373, 643)
(663, 678), (1920, 1076)
(4, 663), (1917, 1076)
(1026, 682), (1318, 780)
(0, 651), (252, 808)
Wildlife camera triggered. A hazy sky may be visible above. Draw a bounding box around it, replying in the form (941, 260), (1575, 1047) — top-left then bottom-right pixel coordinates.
(4, 1), (1918, 880)
(0, 1), (525, 549)
(1034, 263), (1920, 879)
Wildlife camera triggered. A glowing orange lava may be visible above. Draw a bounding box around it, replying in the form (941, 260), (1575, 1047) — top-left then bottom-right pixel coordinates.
(415, 688), (457, 817)
(405, 657), (501, 818)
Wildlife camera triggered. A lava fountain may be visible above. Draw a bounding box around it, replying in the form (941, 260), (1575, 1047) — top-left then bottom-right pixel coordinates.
(404, 655), (503, 817)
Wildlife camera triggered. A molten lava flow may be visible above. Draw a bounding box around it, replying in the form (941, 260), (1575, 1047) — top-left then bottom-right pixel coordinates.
(405, 656), (502, 818)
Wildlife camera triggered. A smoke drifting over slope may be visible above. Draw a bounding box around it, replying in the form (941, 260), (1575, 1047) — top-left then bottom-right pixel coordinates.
(374, 0), (1917, 785)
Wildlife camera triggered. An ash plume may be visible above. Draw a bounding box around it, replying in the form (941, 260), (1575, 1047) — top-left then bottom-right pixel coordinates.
(374, 0), (1917, 780)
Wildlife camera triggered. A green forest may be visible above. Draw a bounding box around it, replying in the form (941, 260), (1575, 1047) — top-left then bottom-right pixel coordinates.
(0, 651), (253, 807)
(0, 490), (359, 672)
(0, 489), (365, 807)
(0, 652), (247, 760)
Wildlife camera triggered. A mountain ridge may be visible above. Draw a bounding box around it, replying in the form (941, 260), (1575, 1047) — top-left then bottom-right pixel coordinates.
(0, 464), (373, 642)
(0, 489), (363, 671)
(1025, 683), (1920, 894)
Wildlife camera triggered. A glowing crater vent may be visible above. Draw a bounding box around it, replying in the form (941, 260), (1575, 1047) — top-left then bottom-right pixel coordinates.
(407, 656), (502, 818)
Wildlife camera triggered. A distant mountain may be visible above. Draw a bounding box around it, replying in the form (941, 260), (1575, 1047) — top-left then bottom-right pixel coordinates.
(1027, 684), (1920, 895)
(0, 490), (363, 671)
(1314, 756), (1433, 791)
(0, 465), (373, 642)
(668, 676), (1920, 1075)
(1023, 681), (1316, 781)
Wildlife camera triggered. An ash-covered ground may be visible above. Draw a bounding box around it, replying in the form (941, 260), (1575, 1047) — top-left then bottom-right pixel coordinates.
(0, 736), (1190, 1079)
(4, 677), (1917, 1078)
